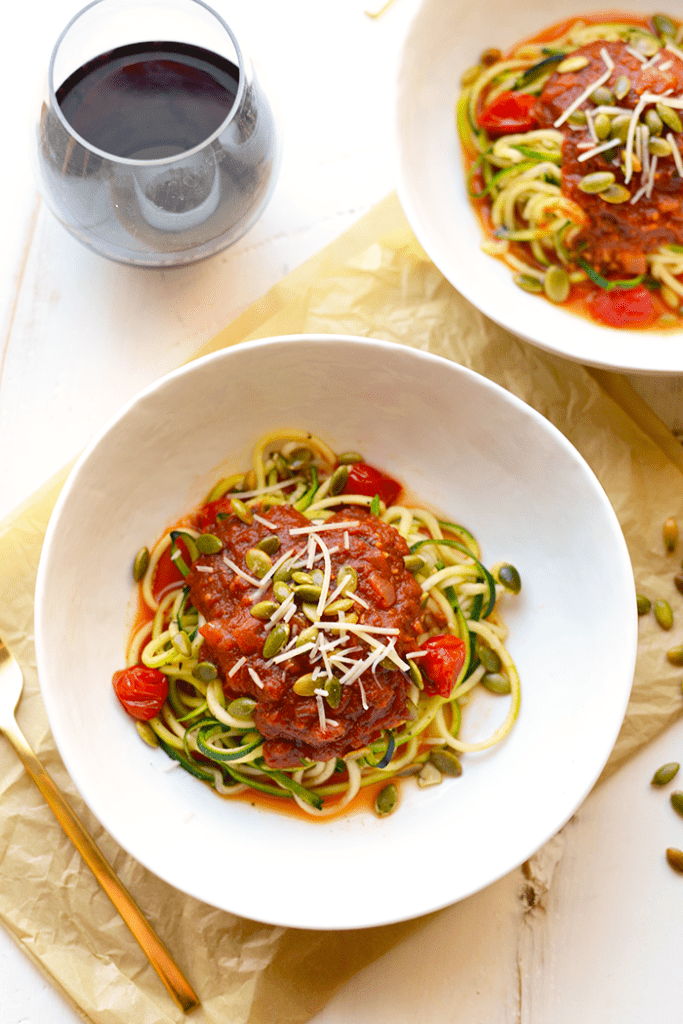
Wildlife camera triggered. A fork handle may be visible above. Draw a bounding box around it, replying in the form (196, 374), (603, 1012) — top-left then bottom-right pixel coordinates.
(3, 717), (199, 1013)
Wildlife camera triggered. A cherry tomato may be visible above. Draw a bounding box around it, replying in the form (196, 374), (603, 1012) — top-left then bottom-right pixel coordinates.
(151, 536), (193, 602)
(342, 462), (401, 507)
(589, 285), (655, 328)
(419, 634), (467, 698)
(477, 91), (537, 135)
(112, 665), (168, 720)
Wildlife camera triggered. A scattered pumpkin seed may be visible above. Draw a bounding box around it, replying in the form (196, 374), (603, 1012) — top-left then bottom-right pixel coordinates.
(245, 548), (272, 578)
(667, 645), (683, 666)
(653, 13), (677, 40)
(671, 790), (683, 817)
(652, 762), (680, 786)
(407, 658), (424, 689)
(374, 783), (398, 817)
(590, 85), (614, 106)
(293, 672), (321, 696)
(593, 112), (612, 140)
(133, 546), (150, 582)
(292, 571), (314, 585)
(637, 593), (652, 615)
(328, 464), (350, 495)
(610, 114), (632, 141)
(497, 563), (522, 594)
(666, 847), (683, 873)
(664, 516), (679, 552)
(273, 581), (291, 604)
(657, 102), (683, 134)
(273, 561), (293, 584)
(482, 672), (512, 694)
(196, 532), (223, 554)
(627, 29), (660, 57)
(293, 583), (323, 602)
(578, 171), (616, 194)
(613, 75), (631, 100)
(324, 597), (355, 615)
(192, 661), (218, 682)
(568, 110), (588, 126)
(262, 622), (290, 659)
(476, 641), (502, 673)
(600, 184), (631, 204)
(544, 265), (570, 303)
(480, 47), (502, 66)
(324, 678), (342, 708)
(417, 762), (442, 788)
(674, 573), (683, 595)
(296, 625), (319, 647)
(645, 108), (664, 136)
(557, 54), (590, 73)
(461, 64), (481, 87)
(655, 599), (674, 630)
(514, 273), (543, 293)
(228, 696), (257, 718)
(302, 602), (319, 622)
(429, 749), (463, 777)
(256, 534), (281, 554)
(337, 565), (359, 592)
(650, 136), (672, 157)
(230, 497), (252, 525)
(337, 451), (365, 464)
(251, 600), (278, 620)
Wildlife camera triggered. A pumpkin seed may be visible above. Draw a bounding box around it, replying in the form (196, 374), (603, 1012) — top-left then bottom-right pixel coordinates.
(667, 645), (683, 666)
(652, 762), (680, 786)
(590, 85), (614, 106)
(480, 47), (502, 66)
(293, 583), (323, 602)
(230, 498), (252, 525)
(482, 672), (511, 694)
(568, 110), (588, 126)
(637, 593), (652, 615)
(292, 571), (314, 585)
(666, 847), (683, 873)
(663, 516), (679, 552)
(593, 112), (612, 140)
(245, 548), (272, 578)
(196, 532), (223, 555)
(650, 136), (672, 157)
(251, 600), (278, 620)
(262, 622), (290, 659)
(192, 661), (218, 682)
(461, 64), (481, 87)
(653, 13), (677, 39)
(578, 171), (616, 194)
(324, 678), (342, 709)
(429, 749), (463, 777)
(557, 54), (590, 73)
(403, 554), (425, 573)
(645, 109), (664, 136)
(674, 573), (683, 595)
(627, 29), (660, 57)
(302, 602), (319, 622)
(337, 451), (365, 465)
(655, 598), (674, 630)
(476, 641), (501, 673)
(296, 625), (319, 647)
(544, 265), (570, 304)
(514, 273), (543, 293)
(133, 546), (150, 582)
(657, 102), (683, 134)
(293, 672), (321, 696)
(407, 658), (424, 689)
(273, 581), (291, 604)
(610, 114), (632, 141)
(273, 561), (293, 584)
(497, 563), (521, 594)
(323, 597), (355, 615)
(417, 762), (442, 788)
(374, 783), (398, 817)
(328, 464), (349, 496)
(337, 565), (358, 592)
(671, 790), (683, 817)
(228, 696), (257, 718)
(613, 75), (631, 101)
(256, 534), (281, 555)
(599, 184), (631, 204)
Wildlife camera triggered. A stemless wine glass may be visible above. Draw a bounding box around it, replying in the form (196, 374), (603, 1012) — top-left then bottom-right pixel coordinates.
(33, 0), (281, 267)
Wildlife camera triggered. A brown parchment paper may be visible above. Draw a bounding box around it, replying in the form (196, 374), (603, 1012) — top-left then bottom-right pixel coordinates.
(2, 191), (683, 1023)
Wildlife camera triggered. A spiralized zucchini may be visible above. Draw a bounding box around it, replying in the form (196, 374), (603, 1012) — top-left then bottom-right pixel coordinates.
(126, 432), (521, 817)
(457, 15), (683, 310)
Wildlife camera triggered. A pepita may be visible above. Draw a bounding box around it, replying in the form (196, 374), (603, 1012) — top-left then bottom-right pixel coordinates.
(610, 114), (632, 141)
(544, 265), (570, 304)
(497, 563), (522, 594)
(262, 622), (290, 659)
(649, 136), (672, 157)
(557, 54), (590, 73)
(429, 749), (463, 777)
(328, 464), (350, 496)
(674, 573), (683, 595)
(590, 85), (614, 106)
(666, 847), (683, 873)
(482, 672), (512, 694)
(251, 600), (278, 620)
(637, 593), (652, 615)
(230, 497), (253, 525)
(417, 762), (442, 788)
(514, 273), (543, 293)
(293, 583), (323, 602)
(645, 108), (664, 136)
(657, 102), (683, 134)
(133, 546), (150, 582)
(578, 171), (616, 194)
(192, 661), (218, 682)
(408, 658), (424, 689)
(196, 532), (223, 554)
(295, 625), (319, 647)
(593, 112), (612, 140)
(256, 534), (281, 554)
(245, 548), (272, 578)
(227, 696), (257, 718)
(292, 571), (315, 585)
(273, 561), (293, 584)
(460, 64), (481, 87)
(655, 598), (674, 630)
(663, 516), (679, 553)
(599, 184), (631, 204)
(374, 783), (398, 817)
(653, 13), (677, 40)
(613, 75), (631, 100)
(337, 565), (359, 592)
(337, 451), (365, 464)
(323, 597), (355, 615)
(476, 641), (501, 673)
(273, 453), (290, 479)
(324, 678), (342, 708)
(136, 721), (158, 748)
(671, 790), (683, 817)
(651, 762), (680, 786)
(293, 672), (321, 696)
(302, 602), (319, 622)
(273, 581), (292, 604)
(667, 645), (683, 666)
(568, 110), (588, 126)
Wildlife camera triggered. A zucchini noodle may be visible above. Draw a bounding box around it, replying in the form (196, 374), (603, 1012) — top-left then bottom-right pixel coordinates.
(457, 13), (683, 321)
(117, 432), (522, 818)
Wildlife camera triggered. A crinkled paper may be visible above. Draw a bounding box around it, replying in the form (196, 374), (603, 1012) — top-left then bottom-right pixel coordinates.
(1, 192), (682, 1024)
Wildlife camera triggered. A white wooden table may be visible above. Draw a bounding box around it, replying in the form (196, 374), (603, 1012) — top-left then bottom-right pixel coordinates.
(2, 2), (683, 1021)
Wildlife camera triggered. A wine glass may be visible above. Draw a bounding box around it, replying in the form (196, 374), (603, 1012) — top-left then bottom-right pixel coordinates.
(32, 0), (281, 267)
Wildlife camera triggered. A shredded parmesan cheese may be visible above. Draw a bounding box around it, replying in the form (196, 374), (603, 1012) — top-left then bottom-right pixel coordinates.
(228, 656), (246, 678)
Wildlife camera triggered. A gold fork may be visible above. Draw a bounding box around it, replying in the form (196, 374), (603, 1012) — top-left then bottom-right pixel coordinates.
(0, 637), (199, 1013)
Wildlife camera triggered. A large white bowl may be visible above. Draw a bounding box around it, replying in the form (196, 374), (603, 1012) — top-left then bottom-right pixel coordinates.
(35, 336), (636, 929)
(395, 0), (683, 374)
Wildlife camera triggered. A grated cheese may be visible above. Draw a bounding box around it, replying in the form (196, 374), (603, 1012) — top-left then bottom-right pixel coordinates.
(625, 45), (647, 63)
(228, 656), (246, 678)
(288, 520), (359, 536)
(253, 513), (277, 529)
(194, 565), (213, 573)
(668, 133), (683, 175)
(343, 530), (350, 550)
(222, 555), (262, 587)
(577, 137), (621, 162)
(268, 641), (314, 664)
(315, 694), (327, 732)
(646, 154), (658, 198)
(554, 48), (614, 129)
(248, 667), (264, 689)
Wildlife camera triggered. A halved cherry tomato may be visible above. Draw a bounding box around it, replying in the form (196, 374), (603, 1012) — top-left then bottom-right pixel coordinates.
(419, 634), (467, 698)
(342, 462), (401, 507)
(112, 665), (168, 720)
(478, 91), (537, 136)
(589, 284), (655, 328)
(152, 536), (193, 602)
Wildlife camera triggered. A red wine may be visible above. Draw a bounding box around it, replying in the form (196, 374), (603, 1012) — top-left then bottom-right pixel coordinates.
(56, 41), (239, 160)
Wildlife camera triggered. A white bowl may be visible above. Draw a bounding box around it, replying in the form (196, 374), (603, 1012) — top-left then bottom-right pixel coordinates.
(34, 335), (636, 929)
(395, 0), (683, 374)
